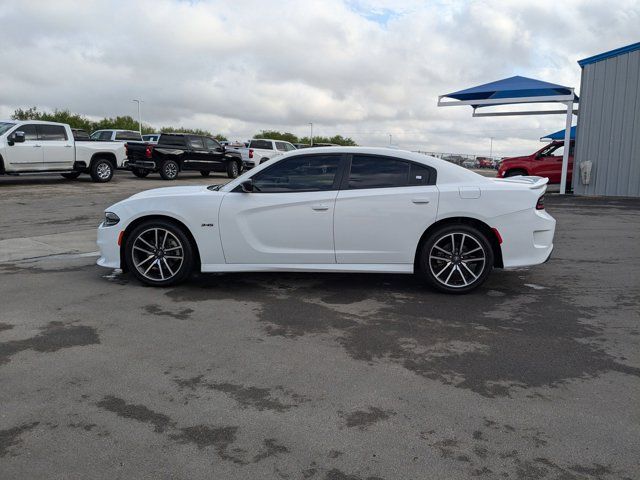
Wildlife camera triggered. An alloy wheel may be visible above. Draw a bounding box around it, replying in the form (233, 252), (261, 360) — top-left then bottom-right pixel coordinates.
(97, 162), (112, 180)
(428, 232), (486, 289)
(131, 228), (184, 282)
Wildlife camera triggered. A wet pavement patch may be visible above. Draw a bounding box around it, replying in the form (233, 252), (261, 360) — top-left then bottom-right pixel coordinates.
(0, 321), (99, 366)
(323, 469), (385, 480)
(96, 395), (172, 433)
(340, 407), (395, 430)
(0, 322), (13, 332)
(0, 422), (39, 457)
(169, 425), (244, 463)
(252, 438), (289, 462)
(209, 382), (305, 412)
(143, 304), (194, 321)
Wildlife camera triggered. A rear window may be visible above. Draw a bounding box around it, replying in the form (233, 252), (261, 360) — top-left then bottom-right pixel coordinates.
(250, 139), (273, 150)
(158, 134), (187, 147)
(39, 125), (68, 141)
(115, 131), (142, 141)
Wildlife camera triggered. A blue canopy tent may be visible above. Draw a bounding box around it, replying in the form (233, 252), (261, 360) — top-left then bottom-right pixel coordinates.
(541, 126), (576, 142)
(438, 76), (579, 193)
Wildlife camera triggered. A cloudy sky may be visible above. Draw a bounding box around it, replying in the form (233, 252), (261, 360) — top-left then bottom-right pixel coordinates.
(0, 0), (637, 156)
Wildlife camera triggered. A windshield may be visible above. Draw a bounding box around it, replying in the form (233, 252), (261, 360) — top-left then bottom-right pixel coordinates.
(0, 122), (16, 136)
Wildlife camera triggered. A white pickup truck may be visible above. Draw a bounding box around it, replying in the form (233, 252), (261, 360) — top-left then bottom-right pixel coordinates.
(0, 120), (126, 182)
(239, 138), (297, 169)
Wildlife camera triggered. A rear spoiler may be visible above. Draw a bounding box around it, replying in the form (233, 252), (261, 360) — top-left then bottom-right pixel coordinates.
(494, 176), (549, 190)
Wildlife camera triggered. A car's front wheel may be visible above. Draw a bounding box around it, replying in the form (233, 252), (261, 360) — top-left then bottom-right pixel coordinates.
(418, 225), (494, 294)
(124, 220), (194, 286)
(160, 159), (179, 180)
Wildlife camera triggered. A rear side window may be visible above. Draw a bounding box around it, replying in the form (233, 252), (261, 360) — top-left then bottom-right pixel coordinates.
(188, 136), (205, 149)
(348, 155), (434, 189)
(250, 140), (273, 150)
(115, 131), (142, 141)
(38, 125), (68, 141)
(158, 135), (186, 147)
(252, 155), (341, 192)
(16, 124), (38, 141)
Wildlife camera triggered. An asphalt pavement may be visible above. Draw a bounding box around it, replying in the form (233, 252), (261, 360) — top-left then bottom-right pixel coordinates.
(0, 171), (638, 479)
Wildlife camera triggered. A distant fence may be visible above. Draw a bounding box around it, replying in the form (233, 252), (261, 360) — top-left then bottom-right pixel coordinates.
(413, 151), (501, 168)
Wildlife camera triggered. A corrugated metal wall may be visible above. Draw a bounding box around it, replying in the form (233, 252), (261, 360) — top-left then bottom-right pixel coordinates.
(573, 49), (640, 197)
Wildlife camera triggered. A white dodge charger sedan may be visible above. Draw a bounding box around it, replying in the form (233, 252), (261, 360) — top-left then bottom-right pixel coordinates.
(97, 147), (555, 293)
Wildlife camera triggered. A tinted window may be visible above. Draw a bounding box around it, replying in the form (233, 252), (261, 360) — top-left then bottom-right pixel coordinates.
(0, 122), (16, 135)
(39, 125), (68, 141)
(115, 131), (142, 141)
(73, 129), (90, 140)
(17, 124), (38, 141)
(204, 138), (220, 150)
(158, 135), (186, 147)
(275, 141), (287, 152)
(250, 139), (273, 150)
(348, 155), (410, 189)
(189, 136), (205, 149)
(91, 131), (112, 141)
(409, 163), (432, 185)
(252, 155), (340, 192)
(285, 143), (297, 151)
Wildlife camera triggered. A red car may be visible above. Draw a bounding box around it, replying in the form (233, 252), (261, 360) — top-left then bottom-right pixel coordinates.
(497, 141), (574, 184)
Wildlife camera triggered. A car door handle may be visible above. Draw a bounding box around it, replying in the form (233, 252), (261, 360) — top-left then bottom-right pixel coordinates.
(311, 204), (330, 211)
(412, 198), (431, 204)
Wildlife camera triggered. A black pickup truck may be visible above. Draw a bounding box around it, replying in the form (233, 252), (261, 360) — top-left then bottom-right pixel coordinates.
(125, 133), (242, 180)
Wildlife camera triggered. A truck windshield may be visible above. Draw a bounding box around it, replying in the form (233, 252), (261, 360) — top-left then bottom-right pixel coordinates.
(0, 122), (16, 135)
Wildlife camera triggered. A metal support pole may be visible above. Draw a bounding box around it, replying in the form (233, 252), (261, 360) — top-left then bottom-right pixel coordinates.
(309, 123), (313, 146)
(133, 99), (142, 134)
(559, 99), (573, 194)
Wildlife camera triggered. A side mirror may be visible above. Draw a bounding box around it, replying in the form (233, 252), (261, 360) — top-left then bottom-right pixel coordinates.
(215, 146), (224, 153)
(241, 179), (254, 192)
(9, 131), (26, 145)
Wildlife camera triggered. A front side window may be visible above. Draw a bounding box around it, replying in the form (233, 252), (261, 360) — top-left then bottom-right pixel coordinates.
(285, 143), (297, 151)
(16, 124), (38, 141)
(275, 141), (288, 152)
(38, 125), (68, 141)
(252, 155), (340, 192)
(188, 136), (205, 149)
(205, 138), (221, 150)
(348, 155), (433, 189)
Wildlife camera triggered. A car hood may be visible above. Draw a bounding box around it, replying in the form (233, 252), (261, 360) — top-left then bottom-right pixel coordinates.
(127, 185), (212, 200)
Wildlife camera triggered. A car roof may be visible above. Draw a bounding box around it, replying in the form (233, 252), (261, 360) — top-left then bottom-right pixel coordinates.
(8, 120), (68, 126)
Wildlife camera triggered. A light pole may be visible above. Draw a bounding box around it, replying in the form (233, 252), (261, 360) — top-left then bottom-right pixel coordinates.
(389, 134), (392, 146)
(309, 123), (313, 146)
(132, 99), (143, 134)
(489, 137), (494, 158)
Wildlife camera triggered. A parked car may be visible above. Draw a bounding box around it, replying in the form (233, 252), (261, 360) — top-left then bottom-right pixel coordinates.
(477, 157), (493, 168)
(125, 133), (243, 180)
(0, 120), (126, 182)
(239, 139), (297, 169)
(91, 129), (143, 142)
(462, 159), (477, 169)
(142, 133), (161, 144)
(497, 141), (574, 184)
(97, 146), (555, 293)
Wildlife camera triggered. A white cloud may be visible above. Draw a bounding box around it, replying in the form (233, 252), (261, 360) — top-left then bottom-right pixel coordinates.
(0, 0), (637, 156)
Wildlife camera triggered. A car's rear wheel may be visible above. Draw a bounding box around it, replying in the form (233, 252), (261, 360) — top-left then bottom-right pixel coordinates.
(132, 168), (150, 178)
(90, 158), (114, 183)
(226, 160), (240, 178)
(124, 220), (194, 287)
(419, 225), (494, 294)
(61, 172), (81, 180)
(159, 159), (179, 180)
(504, 169), (527, 177)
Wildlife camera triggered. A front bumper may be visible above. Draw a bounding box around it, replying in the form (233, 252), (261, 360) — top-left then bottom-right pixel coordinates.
(96, 222), (122, 269)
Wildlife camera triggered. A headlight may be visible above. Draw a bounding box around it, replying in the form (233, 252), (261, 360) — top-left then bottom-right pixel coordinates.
(103, 212), (120, 227)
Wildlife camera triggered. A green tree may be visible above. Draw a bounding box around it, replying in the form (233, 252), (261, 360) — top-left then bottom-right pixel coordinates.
(298, 135), (357, 146)
(253, 130), (299, 143)
(93, 115), (155, 134)
(11, 107), (95, 131)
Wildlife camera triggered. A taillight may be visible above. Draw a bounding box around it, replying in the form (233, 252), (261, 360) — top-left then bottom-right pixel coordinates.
(145, 145), (153, 158)
(536, 194), (545, 210)
(249, 148), (253, 159)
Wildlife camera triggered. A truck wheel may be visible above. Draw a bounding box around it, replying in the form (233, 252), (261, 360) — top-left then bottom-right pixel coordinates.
(61, 172), (81, 180)
(505, 169), (527, 177)
(200, 171), (211, 177)
(132, 168), (150, 178)
(226, 160), (240, 178)
(160, 159), (179, 180)
(90, 158), (114, 183)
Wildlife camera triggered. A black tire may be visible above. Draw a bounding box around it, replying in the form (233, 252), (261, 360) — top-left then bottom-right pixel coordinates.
(90, 158), (114, 183)
(61, 172), (81, 180)
(132, 168), (150, 178)
(200, 170), (211, 177)
(226, 160), (240, 178)
(504, 169), (527, 178)
(124, 219), (195, 287)
(418, 224), (494, 294)
(159, 159), (179, 180)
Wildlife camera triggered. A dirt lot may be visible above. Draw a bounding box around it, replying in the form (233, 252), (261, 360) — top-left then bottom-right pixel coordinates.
(1, 171), (639, 479)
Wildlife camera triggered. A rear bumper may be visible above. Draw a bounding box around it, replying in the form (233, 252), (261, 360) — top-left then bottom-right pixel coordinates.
(494, 208), (556, 269)
(126, 159), (157, 170)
